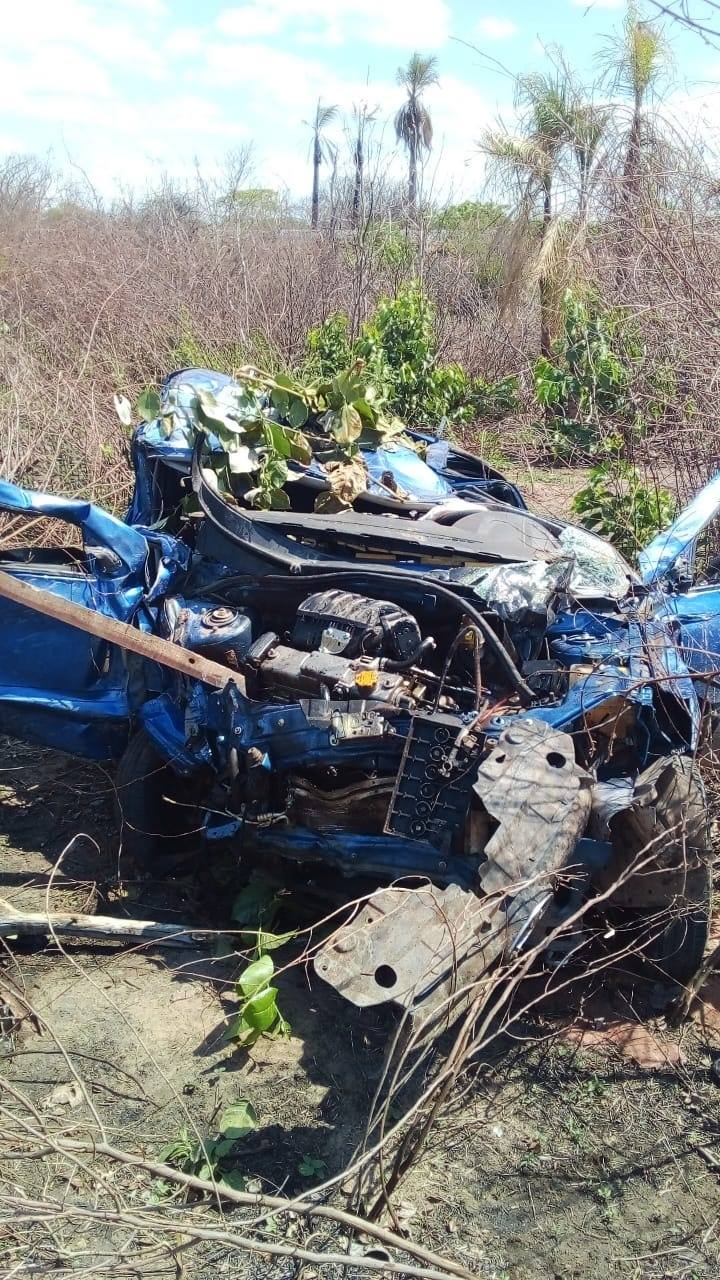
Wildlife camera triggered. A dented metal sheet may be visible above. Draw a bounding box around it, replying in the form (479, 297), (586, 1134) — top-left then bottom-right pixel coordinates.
(475, 719), (593, 898)
(315, 721), (594, 1015)
(313, 883), (505, 1018)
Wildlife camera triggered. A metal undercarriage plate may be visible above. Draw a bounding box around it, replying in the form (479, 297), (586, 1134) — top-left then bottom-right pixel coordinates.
(313, 719), (593, 1021)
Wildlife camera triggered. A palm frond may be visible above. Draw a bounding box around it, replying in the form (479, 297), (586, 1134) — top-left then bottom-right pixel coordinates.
(602, 6), (670, 101)
(479, 129), (548, 183)
(396, 52), (439, 94)
(315, 102), (339, 131)
(395, 101), (434, 153)
(570, 103), (609, 171)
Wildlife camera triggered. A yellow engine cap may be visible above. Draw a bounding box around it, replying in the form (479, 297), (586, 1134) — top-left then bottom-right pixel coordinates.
(354, 668), (379, 690)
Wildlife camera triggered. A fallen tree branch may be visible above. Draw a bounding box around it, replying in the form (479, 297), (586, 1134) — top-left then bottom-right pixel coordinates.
(0, 1192), (470, 1280)
(0, 900), (215, 948)
(0, 1120), (475, 1280)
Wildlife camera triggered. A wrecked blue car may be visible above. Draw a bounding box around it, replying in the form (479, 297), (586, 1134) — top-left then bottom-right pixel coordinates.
(0, 369), (715, 1019)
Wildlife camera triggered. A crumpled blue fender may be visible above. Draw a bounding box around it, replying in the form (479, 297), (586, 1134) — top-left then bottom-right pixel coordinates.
(0, 477), (150, 583)
(639, 470), (720, 585)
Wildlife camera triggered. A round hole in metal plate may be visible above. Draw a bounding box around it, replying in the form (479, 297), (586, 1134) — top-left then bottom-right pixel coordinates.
(546, 751), (566, 769)
(494, 753), (506, 764)
(374, 964), (397, 989)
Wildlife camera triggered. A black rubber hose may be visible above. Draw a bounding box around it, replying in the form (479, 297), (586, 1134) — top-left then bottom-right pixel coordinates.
(380, 636), (435, 672)
(213, 567), (535, 707)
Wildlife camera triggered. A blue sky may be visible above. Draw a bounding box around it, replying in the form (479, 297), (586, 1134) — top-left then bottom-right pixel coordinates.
(1, 0), (717, 203)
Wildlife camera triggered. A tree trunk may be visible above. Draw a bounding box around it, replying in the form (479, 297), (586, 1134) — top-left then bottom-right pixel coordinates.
(621, 92), (643, 208)
(311, 136), (321, 230)
(408, 138), (418, 215)
(615, 92), (643, 288)
(539, 174), (553, 358)
(351, 135), (363, 228)
(578, 153), (589, 220)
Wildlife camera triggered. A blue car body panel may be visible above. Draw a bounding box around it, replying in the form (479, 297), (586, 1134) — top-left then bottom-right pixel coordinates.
(639, 470), (720, 585)
(0, 477), (191, 758)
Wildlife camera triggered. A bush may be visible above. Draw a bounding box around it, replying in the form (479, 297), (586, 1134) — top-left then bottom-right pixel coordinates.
(304, 283), (520, 430)
(533, 290), (643, 459)
(571, 457), (675, 563)
(304, 313), (353, 379)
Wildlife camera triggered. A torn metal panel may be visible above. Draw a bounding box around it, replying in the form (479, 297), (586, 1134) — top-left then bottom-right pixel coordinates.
(316, 721), (594, 1017)
(474, 719), (593, 903)
(313, 883), (505, 1018)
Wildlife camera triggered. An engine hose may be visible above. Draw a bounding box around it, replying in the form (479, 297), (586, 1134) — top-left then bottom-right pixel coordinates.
(379, 636), (436, 672)
(213, 568), (535, 707)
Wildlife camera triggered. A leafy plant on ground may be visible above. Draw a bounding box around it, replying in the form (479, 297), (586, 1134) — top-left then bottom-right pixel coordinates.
(304, 312), (353, 379)
(357, 281), (472, 427)
(298, 1154), (328, 1178)
(157, 1100), (258, 1195)
(533, 288), (644, 459)
(225, 951), (292, 1050)
(571, 456), (675, 562)
(223, 880), (295, 1051)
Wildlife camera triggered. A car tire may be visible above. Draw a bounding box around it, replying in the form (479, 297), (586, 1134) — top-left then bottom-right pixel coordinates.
(597, 756), (713, 991)
(114, 729), (205, 873)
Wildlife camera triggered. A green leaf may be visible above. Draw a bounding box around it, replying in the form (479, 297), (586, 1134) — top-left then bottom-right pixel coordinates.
(257, 928), (296, 953)
(231, 881), (278, 928)
(217, 1100), (258, 1138)
(238, 954), (274, 999)
(224, 1013), (261, 1046)
(244, 988), (280, 1032)
(267, 487), (291, 510)
(136, 388), (161, 422)
(287, 396), (309, 428)
(272, 1013), (292, 1040)
(333, 404), (363, 446)
(286, 429), (312, 465)
(298, 1154), (328, 1178)
(352, 397), (378, 423)
(271, 388), (290, 419)
(218, 1169), (248, 1192)
(196, 388), (246, 436)
(263, 420), (292, 457)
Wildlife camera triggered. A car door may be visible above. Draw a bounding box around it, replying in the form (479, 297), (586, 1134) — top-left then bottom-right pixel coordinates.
(0, 477), (154, 759)
(639, 471), (720, 700)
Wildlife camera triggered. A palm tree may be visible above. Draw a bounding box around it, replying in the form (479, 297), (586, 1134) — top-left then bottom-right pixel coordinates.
(394, 53), (438, 214)
(351, 103), (376, 228)
(480, 71), (579, 356)
(572, 103), (608, 218)
(612, 5), (668, 209)
(308, 100), (338, 230)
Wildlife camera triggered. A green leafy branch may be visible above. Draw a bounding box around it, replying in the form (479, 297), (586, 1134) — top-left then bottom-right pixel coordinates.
(120, 359), (414, 514)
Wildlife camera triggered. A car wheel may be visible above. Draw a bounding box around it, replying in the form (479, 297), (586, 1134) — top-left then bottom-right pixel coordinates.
(115, 729), (206, 873)
(595, 755), (713, 991)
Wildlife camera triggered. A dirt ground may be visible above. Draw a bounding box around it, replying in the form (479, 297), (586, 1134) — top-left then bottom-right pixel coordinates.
(1, 732), (720, 1280)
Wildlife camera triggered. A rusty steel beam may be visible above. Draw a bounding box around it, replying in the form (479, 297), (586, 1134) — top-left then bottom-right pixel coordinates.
(0, 568), (245, 694)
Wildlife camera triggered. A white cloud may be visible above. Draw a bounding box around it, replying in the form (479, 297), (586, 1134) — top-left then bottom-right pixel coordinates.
(216, 0), (451, 49)
(570, 0), (624, 9)
(0, 0), (503, 203)
(476, 17), (518, 41)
